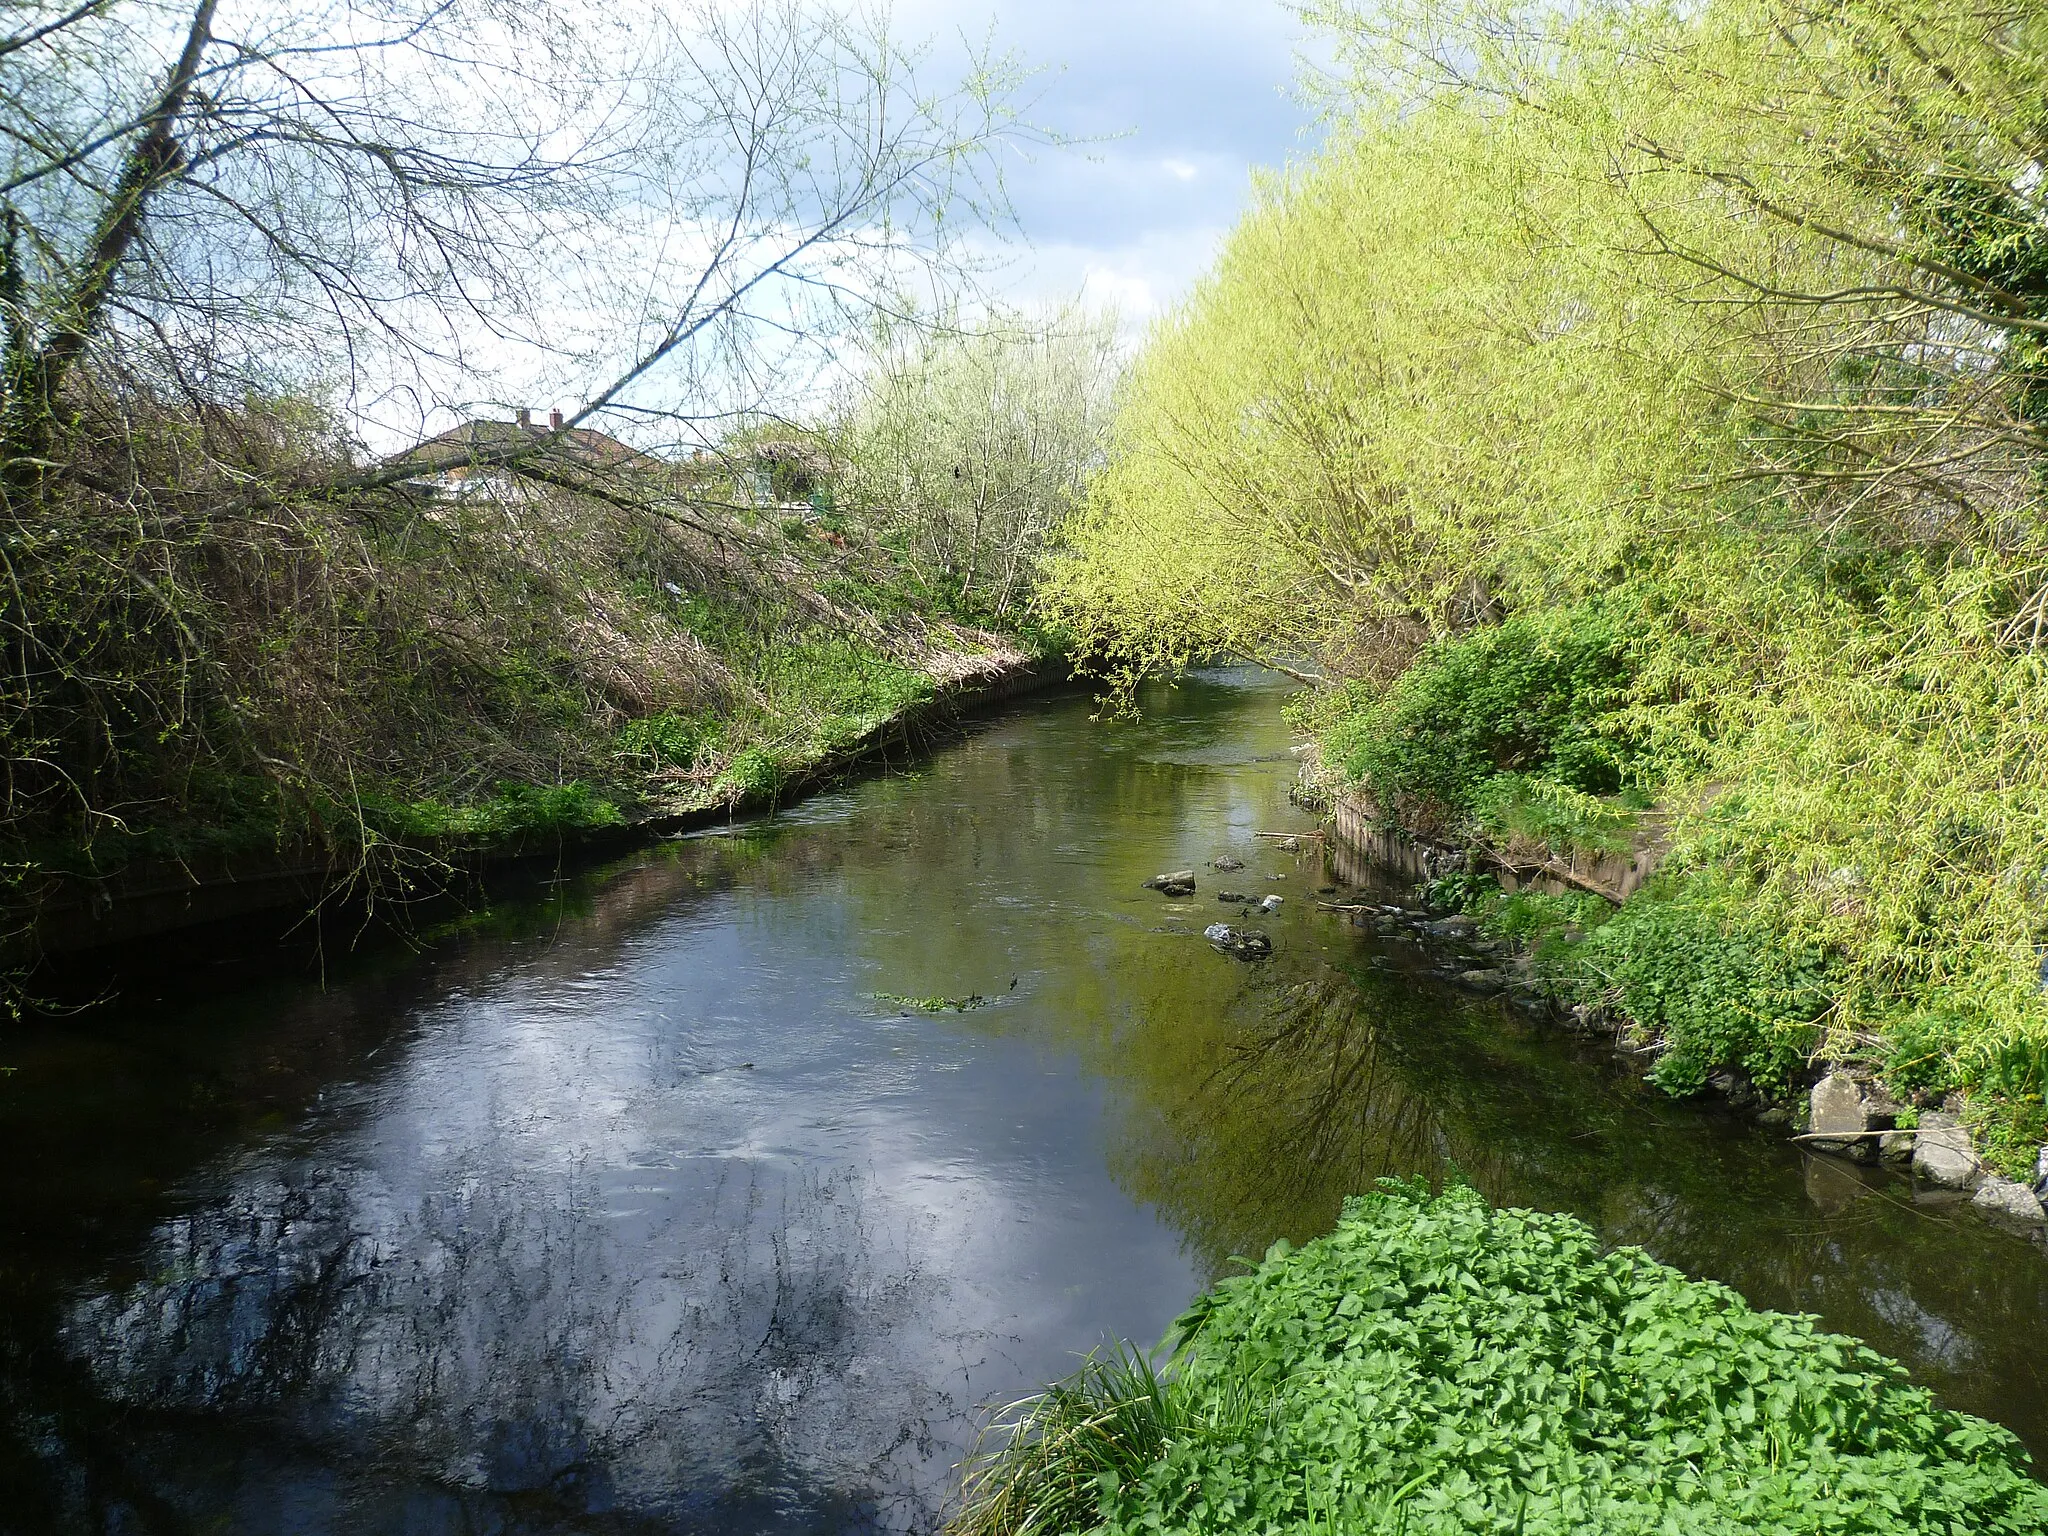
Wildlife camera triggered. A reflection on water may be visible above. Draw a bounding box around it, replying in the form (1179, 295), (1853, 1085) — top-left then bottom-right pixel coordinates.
(1, 668), (2044, 1533)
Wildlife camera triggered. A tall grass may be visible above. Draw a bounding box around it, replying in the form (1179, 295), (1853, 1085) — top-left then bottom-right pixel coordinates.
(952, 1345), (1185, 1536)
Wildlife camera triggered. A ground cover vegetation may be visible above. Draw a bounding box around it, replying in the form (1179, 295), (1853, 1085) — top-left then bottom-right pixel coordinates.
(0, 0), (1107, 970)
(952, 1182), (2048, 1536)
(1040, 0), (2048, 1165)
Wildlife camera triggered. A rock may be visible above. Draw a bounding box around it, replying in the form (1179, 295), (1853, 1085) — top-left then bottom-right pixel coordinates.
(1216, 891), (1250, 903)
(2036, 1145), (2048, 1198)
(1971, 1178), (2046, 1224)
(1878, 1130), (1916, 1161)
(1203, 923), (1271, 960)
(1275, 836), (1300, 852)
(1212, 856), (1244, 872)
(1260, 894), (1283, 912)
(1317, 886), (1336, 895)
(1756, 1106), (1792, 1127)
(1807, 1071), (1872, 1156)
(1425, 916), (1477, 938)
(1456, 969), (1507, 990)
(1144, 870), (1196, 896)
(1912, 1113), (1981, 1189)
(1709, 1067), (1759, 1110)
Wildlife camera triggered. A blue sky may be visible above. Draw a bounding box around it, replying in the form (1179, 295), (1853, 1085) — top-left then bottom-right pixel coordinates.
(900, 0), (1329, 324)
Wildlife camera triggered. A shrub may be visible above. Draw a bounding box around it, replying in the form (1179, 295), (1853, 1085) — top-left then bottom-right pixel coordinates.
(955, 1183), (2048, 1536)
(1575, 879), (1829, 1095)
(716, 745), (789, 803)
(614, 709), (718, 770)
(1321, 607), (1639, 839)
(362, 780), (625, 843)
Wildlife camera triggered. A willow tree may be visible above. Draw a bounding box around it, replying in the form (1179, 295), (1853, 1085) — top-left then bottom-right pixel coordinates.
(1046, 0), (2048, 1150)
(832, 309), (1120, 619)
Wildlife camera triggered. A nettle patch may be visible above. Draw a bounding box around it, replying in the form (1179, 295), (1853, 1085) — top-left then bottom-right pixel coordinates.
(956, 1184), (2048, 1536)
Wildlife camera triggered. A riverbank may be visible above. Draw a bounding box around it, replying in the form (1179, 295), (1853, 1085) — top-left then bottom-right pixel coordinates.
(0, 391), (1078, 986)
(1309, 759), (2048, 1239)
(15, 643), (1066, 965)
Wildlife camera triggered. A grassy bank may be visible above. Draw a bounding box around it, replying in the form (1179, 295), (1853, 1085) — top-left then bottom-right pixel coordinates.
(954, 1183), (2048, 1536)
(4, 414), (1049, 965)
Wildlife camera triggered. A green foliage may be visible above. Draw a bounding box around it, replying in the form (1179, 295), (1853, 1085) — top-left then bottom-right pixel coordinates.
(1320, 609), (1640, 841)
(957, 1184), (2048, 1536)
(614, 709), (720, 771)
(1420, 868), (1498, 912)
(363, 780), (625, 844)
(872, 991), (995, 1012)
(1884, 1009), (1969, 1099)
(754, 636), (930, 735)
(952, 1345), (1217, 1536)
(835, 307), (1121, 620)
(1574, 881), (1831, 1096)
(1474, 887), (1611, 971)
(715, 746), (789, 803)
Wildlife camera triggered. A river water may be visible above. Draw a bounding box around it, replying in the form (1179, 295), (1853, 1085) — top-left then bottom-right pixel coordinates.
(2, 667), (2044, 1533)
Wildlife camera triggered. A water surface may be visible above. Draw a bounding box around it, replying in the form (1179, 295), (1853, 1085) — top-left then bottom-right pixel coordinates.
(2, 668), (2044, 1533)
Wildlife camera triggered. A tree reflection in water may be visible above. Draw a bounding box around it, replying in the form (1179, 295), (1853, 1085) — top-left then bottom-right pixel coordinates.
(49, 1160), (963, 1533)
(1104, 946), (2048, 1449)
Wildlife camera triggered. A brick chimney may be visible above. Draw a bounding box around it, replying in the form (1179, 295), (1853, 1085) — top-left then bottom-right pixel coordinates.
(515, 406), (531, 430)
(549, 409), (564, 430)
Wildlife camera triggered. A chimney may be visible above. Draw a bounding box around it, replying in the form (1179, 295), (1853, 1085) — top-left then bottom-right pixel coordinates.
(515, 406), (531, 430)
(549, 409), (564, 431)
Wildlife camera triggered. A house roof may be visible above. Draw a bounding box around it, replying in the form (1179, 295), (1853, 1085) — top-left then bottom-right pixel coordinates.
(389, 418), (669, 481)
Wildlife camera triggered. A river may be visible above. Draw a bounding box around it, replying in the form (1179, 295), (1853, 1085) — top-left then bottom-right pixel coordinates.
(2, 666), (2044, 1533)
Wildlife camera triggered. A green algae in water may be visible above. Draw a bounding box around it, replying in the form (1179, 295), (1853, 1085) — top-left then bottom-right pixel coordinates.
(872, 991), (1000, 1013)
(959, 1181), (2048, 1536)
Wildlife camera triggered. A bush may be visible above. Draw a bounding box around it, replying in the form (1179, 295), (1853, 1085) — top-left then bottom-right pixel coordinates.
(956, 1184), (2048, 1536)
(1321, 607), (1639, 839)
(1575, 880), (1830, 1095)
(614, 709), (718, 770)
(362, 780), (625, 844)
(716, 745), (789, 803)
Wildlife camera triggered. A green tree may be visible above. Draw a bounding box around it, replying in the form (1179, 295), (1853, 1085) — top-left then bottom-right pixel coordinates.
(835, 308), (1120, 616)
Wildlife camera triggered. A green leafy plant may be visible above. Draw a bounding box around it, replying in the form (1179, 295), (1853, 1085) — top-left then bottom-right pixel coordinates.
(1573, 879), (1830, 1096)
(1319, 607), (1641, 840)
(954, 1183), (2048, 1536)
(614, 709), (719, 770)
(1421, 868), (1498, 912)
(872, 992), (995, 1012)
(716, 745), (790, 804)
(363, 780), (625, 843)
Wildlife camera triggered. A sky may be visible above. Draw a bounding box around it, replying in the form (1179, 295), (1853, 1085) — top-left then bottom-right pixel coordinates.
(897, 0), (1330, 328)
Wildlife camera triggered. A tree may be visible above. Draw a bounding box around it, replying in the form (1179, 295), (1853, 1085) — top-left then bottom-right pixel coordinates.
(834, 308), (1119, 617)
(0, 0), (1030, 497)
(0, 0), (1038, 904)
